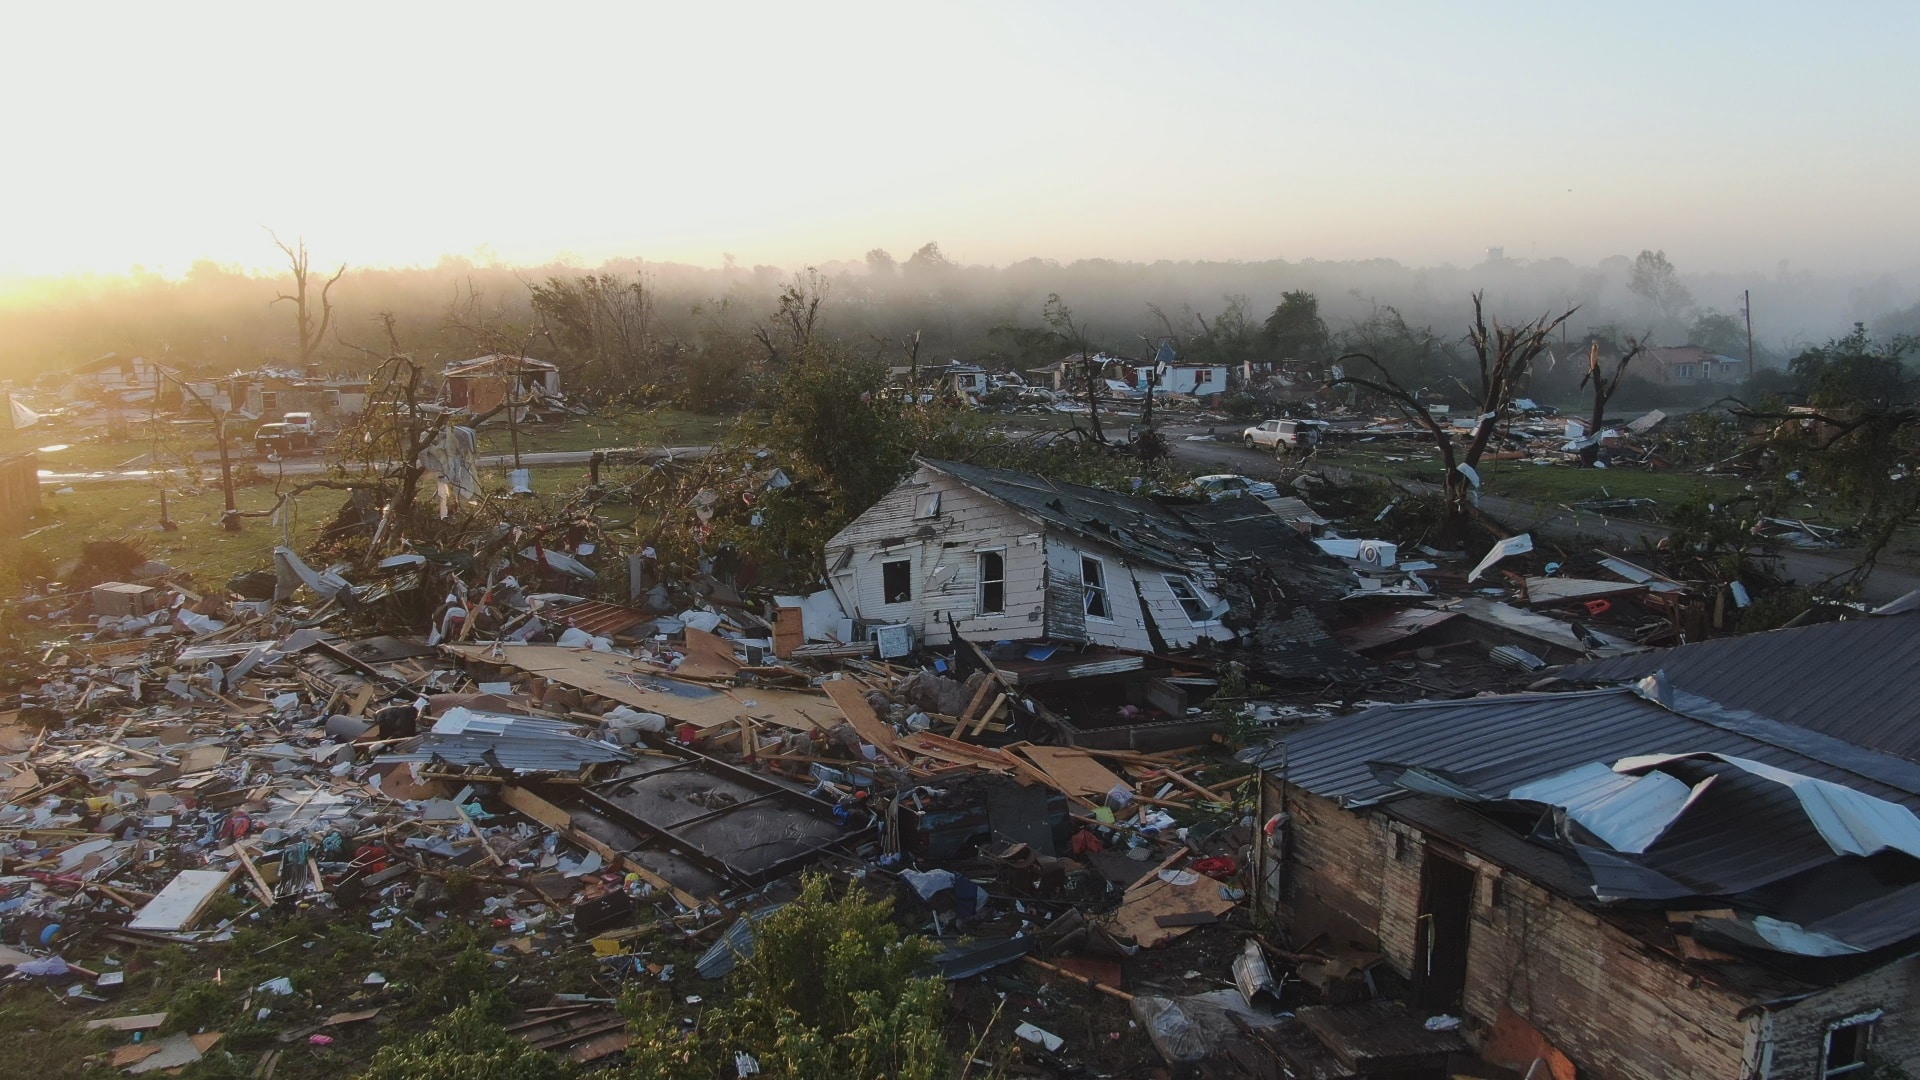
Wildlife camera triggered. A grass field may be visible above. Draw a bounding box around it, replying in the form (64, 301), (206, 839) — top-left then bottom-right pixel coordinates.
(473, 407), (734, 455)
(1310, 442), (1751, 520)
(26, 460), (621, 588)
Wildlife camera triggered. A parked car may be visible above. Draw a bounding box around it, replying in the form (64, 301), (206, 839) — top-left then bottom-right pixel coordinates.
(281, 411), (316, 436)
(1242, 418), (1321, 452)
(254, 422), (312, 457)
(1183, 474), (1281, 501)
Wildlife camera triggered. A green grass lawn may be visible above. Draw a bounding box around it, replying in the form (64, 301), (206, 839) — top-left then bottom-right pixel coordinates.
(1311, 443), (1750, 519)
(27, 461), (622, 590)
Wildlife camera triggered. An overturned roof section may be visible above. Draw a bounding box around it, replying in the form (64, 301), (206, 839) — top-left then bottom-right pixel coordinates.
(444, 354), (560, 377)
(1560, 598), (1920, 761)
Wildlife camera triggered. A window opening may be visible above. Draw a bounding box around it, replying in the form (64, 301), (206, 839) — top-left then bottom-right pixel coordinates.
(978, 551), (1005, 614)
(1164, 575), (1211, 623)
(882, 559), (913, 604)
(1081, 557), (1109, 619)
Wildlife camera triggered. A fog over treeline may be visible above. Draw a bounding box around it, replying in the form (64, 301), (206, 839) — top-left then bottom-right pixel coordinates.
(4, 245), (1919, 381)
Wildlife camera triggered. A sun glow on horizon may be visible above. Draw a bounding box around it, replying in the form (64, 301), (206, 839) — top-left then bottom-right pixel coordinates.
(2, 0), (1917, 286)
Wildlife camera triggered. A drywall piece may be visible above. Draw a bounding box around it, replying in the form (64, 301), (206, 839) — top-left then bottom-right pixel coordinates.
(127, 868), (235, 931)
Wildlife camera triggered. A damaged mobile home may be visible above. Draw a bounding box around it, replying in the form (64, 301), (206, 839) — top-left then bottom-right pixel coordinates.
(1240, 595), (1920, 1079)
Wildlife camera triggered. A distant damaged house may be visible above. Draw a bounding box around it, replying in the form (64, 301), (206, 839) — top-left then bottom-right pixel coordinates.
(443, 354), (562, 417)
(1642, 345), (1748, 385)
(59, 353), (174, 405)
(1240, 600), (1920, 1079)
(822, 459), (1351, 674)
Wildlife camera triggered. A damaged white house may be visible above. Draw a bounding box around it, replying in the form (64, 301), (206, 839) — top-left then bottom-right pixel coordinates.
(823, 460), (1241, 651)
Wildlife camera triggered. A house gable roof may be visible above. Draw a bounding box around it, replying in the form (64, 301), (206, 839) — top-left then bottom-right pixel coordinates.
(1560, 599), (1920, 761)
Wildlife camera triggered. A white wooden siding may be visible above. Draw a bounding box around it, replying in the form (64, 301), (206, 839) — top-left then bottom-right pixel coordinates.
(1132, 570), (1235, 648)
(823, 466), (1049, 645)
(825, 465), (1236, 651)
(1045, 541), (1153, 652)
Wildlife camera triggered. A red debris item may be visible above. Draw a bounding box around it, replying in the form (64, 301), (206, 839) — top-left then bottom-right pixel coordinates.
(352, 844), (390, 874)
(1071, 828), (1106, 856)
(675, 724), (700, 744)
(1584, 598), (1613, 616)
(218, 812), (252, 841)
(1191, 856), (1238, 880)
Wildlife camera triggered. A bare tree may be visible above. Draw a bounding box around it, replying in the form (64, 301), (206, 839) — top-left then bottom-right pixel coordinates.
(159, 370), (241, 530)
(1331, 293), (1576, 529)
(753, 268), (830, 365)
(268, 231), (346, 369)
(1577, 338), (1646, 465)
(1044, 293), (1104, 443)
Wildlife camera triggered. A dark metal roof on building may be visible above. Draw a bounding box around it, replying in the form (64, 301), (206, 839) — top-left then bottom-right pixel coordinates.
(1560, 601), (1920, 762)
(1241, 687), (1920, 810)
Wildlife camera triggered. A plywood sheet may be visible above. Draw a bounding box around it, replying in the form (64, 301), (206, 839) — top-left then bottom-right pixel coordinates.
(1104, 875), (1237, 947)
(822, 677), (906, 762)
(128, 868), (234, 931)
(443, 644), (835, 733)
(676, 627), (743, 680)
(1017, 745), (1130, 798)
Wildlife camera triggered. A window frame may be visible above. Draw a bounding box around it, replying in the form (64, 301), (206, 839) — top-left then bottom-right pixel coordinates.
(976, 549), (1006, 615)
(1163, 574), (1214, 625)
(881, 558), (914, 605)
(1080, 555), (1111, 621)
(1823, 1016), (1878, 1078)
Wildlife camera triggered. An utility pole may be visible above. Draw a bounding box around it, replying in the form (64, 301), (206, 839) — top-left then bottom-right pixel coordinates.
(1743, 289), (1755, 368)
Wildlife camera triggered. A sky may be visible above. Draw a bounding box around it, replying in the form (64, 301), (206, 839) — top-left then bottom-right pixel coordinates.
(2, 0), (1916, 280)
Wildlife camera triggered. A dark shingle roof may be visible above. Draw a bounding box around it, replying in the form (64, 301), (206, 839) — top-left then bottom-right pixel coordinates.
(1560, 606), (1920, 761)
(920, 459), (1213, 572)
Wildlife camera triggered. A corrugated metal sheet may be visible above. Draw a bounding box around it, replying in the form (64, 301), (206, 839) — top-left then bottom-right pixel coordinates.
(1562, 609), (1920, 761)
(1240, 687), (1920, 811)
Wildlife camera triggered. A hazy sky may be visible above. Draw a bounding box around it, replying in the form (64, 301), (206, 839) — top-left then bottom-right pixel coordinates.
(3, 0), (1916, 279)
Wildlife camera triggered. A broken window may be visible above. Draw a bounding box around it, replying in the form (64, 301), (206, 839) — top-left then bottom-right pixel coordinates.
(1164, 575), (1211, 623)
(261, 391), (279, 412)
(914, 491), (941, 519)
(1081, 556), (1109, 619)
(882, 559), (913, 604)
(1196, 368), (1214, 384)
(1824, 1018), (1877, 1078)
(978, 551), (1005, 615)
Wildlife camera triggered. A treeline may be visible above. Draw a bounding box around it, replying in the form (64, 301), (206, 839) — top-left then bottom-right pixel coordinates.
(4, 243), (1917, 402)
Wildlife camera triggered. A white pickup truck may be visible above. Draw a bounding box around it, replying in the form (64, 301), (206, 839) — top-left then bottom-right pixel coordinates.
(1242, 418), (1320, 452)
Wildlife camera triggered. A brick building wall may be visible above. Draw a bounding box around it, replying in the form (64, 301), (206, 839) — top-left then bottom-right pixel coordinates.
(1763, 954), (1920, 1078)
(1258, 781), (1832, 1080)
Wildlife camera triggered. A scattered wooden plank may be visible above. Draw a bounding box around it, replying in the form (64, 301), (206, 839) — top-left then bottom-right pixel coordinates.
(84, 1012), (168, 1032)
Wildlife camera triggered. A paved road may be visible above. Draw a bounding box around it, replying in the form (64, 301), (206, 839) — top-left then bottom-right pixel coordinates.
(1163, 425), (1920, 606)
(38, 446), (712, 485)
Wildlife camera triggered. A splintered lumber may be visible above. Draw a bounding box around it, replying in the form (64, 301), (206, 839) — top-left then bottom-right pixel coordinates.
(1016, 745), (1131, 798)
(969, 693), (1007, 738)
(822, 677), (909, 764)
(958, 678), (998, 725)
(895, 732), (1020, 772)
(128, 869), (235, 931)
